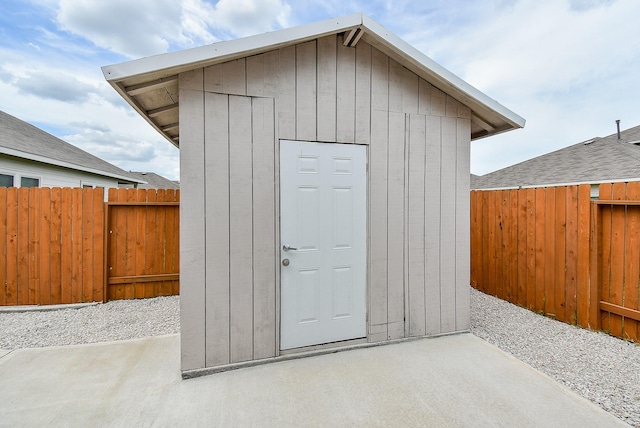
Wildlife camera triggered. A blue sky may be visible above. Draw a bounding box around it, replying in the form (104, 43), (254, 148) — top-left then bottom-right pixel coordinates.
(1, 0), (639, 181)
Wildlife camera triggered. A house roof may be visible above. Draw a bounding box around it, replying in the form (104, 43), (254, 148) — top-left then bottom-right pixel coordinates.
(471, 125), (640, 189)
(102, 13), (525, 147)
(0, 110), (145, 184)
(128, 171), (180, 189)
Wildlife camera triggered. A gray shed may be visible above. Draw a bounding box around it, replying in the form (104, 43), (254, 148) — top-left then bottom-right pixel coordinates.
(103, 13), (524, 376)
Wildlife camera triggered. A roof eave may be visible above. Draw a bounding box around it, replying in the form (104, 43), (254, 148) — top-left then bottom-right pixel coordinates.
(102, 13), (525, 145)
(102, 13), (364, 82)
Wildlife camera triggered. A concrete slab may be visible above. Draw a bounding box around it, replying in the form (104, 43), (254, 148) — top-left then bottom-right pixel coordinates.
(0, 333), (626, 427)
(0, 349), (11, 360)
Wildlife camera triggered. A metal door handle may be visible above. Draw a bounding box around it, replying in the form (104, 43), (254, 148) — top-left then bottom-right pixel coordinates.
(282, 244), (297, 251)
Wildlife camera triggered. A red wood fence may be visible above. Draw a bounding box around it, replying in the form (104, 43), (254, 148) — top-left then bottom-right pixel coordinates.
(105, 188), (179, 300)
(0, 187), (179, 306)
(471, 182), (640, 342)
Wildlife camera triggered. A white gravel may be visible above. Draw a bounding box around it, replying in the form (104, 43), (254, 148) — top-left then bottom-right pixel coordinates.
(0, 296), (179, 350)
(471, 287), (640, 427)
(1, 290), (638, 426)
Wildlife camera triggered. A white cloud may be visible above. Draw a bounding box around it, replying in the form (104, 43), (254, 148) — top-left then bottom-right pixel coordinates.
(56, 0), (181, 57)
(54, 0), (293, 58)
(210, 0), (292, 37)
(14, 70), (97, 103)
(57, 0), (202, 57)
(64, 129), (156, 162)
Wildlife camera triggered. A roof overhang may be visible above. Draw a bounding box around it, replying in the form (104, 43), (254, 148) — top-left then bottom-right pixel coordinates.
(102, 13), (525, 147)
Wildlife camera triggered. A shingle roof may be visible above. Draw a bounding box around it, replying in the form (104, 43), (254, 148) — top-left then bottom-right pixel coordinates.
(472, 125), (640, 189)
(0, 110), (144, 183)
(128, 171), (180, 189)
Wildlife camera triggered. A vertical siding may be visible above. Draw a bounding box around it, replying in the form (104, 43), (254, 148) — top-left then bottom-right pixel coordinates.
(355, 42), (372, 144)
(455, 116), (471, 331)
(278, 46), (296, 140)
(336, 34), (356, 143)
(407, 114), (426, 336)
(179, 69), (206, 371)
(204, 92), (230, 367)
(387, 111), (406, 340)
(317, 36), (337, 142)
(368, 48), (389, 342)
(295, 41), (317, 141)
(180, 35), (474, 371)
(252, 97), (277, 359)
(228, 95), (254, 363)
(425, 115), (442, 334)
(439, 116), (458, 333)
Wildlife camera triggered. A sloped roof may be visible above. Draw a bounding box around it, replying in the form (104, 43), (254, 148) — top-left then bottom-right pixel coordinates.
(128, 171), (180, 189)
(102, 13), (524, 147)
(472, 125), (640, 189)
(0, 110), (144, 184)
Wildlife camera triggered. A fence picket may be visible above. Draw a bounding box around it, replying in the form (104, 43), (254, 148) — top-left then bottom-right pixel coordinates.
(50, 188), (62, 304)
(609, 183), (626, 338)
(554, 186), (567, 322)
(622, 183), (640, 341)
(472, 182), (640, 343)
(0, 187), (179, 306)
(39, 188), (52, 305)
(0, 188), (7, 306)
(544, 187), (556, 316)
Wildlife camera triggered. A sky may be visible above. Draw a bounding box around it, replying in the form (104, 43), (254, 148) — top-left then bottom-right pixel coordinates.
(1, 0), (639, 181)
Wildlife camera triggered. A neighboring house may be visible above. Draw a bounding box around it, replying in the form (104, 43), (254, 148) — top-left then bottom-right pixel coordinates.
(0, 110), (145, 189)
(128, 171), (180, 189)
(472, 124), (640, 197)
(103, 13), (524, 375)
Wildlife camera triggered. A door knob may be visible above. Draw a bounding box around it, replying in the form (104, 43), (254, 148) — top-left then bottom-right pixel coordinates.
(282, 245), (297, 251)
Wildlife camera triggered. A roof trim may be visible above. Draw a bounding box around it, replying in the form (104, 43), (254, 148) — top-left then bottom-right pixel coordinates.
(0, 147), (147, 184)
(103, 14), (366, 81)
(102, 13), (524, 144)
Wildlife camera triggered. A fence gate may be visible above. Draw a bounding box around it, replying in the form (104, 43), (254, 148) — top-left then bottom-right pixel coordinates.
(105, 189), (180, 300)
(593, 182), (640, 342)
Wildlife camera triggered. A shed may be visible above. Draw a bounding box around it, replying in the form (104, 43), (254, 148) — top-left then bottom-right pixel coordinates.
(103, 13), (525, 376)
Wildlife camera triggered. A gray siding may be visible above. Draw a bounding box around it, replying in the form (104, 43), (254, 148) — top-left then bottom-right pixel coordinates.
(179, 35), (471, 371)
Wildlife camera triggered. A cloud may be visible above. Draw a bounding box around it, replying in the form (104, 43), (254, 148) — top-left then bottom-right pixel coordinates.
(56, 0), (182, 58)
(54, 0), (292, 58)
(64, 128), (157, 162)
(210, 0), (292, 37)
(69, 121), (110, 133)
(14, 70), (97, 103)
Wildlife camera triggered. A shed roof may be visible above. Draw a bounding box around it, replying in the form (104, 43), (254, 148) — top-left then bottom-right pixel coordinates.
(471, 125), (640, 189)
(102, 13), (525, 147)
(0, 110), (145, 184)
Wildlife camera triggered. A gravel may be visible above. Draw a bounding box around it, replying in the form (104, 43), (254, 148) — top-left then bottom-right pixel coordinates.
(471, 287), (640, 427)
(1, 290), (638, 426)
(0, 296), (179, 350)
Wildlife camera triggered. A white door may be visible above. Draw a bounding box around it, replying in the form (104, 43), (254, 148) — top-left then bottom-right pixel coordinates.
(280, 140), (367, 350)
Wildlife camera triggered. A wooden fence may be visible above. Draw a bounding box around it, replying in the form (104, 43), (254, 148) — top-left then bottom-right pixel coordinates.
(106, 188), (179, 300)
(471, 182), (640, 342)
(0, 187), (179, 306)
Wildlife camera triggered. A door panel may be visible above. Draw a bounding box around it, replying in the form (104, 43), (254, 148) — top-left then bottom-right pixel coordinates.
(280, 140), (366, 350)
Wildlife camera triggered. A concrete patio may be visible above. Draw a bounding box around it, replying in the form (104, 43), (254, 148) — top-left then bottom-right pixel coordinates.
(0, 333), (626, 427)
